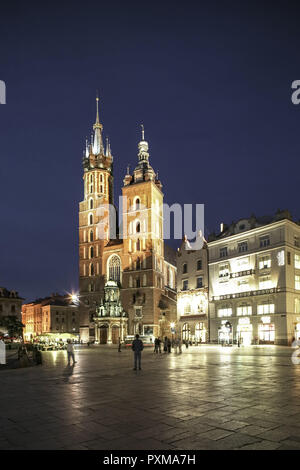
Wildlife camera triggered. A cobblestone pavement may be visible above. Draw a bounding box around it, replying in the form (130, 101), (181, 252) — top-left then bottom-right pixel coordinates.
(0, 344), (300, 450)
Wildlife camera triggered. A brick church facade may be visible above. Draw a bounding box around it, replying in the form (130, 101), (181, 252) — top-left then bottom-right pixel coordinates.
(79, 99), (177, 343)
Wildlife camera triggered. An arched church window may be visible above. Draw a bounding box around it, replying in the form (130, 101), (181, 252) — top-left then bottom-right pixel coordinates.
(136, 239), (140, 251)
(89, 230), (93, 242)
(89, 214), (93, 225)
(108, 255), (121, 283)
(90, 264), (94, 276)
(135, 198), (140, 211)
(90, 247), (94, 258)
(136, 257), (141, 270)
(136, 221), (141, 233)
(89, 199), (93, 209)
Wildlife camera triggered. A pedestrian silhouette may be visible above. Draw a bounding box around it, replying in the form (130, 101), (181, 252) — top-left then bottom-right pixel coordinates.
(132, 334), (144, 370)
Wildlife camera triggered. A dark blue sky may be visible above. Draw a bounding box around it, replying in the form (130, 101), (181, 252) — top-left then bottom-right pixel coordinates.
(1, 0), (300, 301)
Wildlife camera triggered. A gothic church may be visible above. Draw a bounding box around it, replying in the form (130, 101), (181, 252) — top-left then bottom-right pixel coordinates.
(79, 98), (177, 343)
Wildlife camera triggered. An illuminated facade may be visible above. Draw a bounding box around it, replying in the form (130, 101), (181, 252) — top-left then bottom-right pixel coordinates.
(176, 238), (209, 343)
(22, 294), (79, 341)
(79, 100), (177, 343)
(208, 210), (300, 346)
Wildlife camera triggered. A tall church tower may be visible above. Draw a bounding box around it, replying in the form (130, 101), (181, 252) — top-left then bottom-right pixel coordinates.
(121, 126), (165, 337)
(78, 97), (114, 341)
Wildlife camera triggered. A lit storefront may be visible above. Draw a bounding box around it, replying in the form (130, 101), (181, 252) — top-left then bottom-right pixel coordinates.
(218, 320), (233, 345)
(178, 289), (208, 343)
(236, 317), (252, 346)
(182, 323), (191, 341)
(258, 316), (275, 344)
(295, 322), (300, 341)
(195, 322), (206, 343)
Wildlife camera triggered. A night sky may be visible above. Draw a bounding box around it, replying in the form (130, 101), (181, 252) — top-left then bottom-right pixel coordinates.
(1, 0), (300, 301)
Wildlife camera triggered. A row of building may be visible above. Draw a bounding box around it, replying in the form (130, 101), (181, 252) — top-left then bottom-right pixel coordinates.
(3, 100), (300, 347)
(177, 210), (300, 346)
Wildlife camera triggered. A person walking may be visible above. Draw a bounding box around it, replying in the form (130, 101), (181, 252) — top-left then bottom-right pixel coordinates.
(67, 340), (76, 366)
(157, 337), (161, 353)
(118, 338), (122, 352)
(178, 338), (182, 354)
(167, 337), (171, 353)
(154, 337), (159, 354)
(132, 334), (144, 370)
(163, 336), (168, 353)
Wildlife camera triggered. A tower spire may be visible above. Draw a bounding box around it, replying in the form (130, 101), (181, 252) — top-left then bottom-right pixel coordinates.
(95, 91), (100, 125)
(92, 93), (104, 155)
(137, 123), (149, 162)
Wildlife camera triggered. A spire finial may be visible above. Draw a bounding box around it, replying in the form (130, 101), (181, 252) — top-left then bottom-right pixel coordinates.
(141, 123), (145, 141)
(127, 164), (130, 175)
(95, 91), (100, 125)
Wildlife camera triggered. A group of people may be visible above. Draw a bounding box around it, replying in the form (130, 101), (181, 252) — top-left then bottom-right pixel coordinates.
(154, 336), (183, 354)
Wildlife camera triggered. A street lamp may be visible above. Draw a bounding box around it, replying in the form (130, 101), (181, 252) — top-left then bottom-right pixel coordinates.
(70, 293), (80, 305)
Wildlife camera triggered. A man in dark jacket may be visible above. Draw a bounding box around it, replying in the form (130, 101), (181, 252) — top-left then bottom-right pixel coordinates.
(132, 334), (144, 370)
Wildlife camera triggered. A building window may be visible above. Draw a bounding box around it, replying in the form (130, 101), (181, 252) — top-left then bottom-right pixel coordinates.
(295, 236), (300, 248)
(295, 254), (300, 269)
(237, 304), (252, 316)
(182, 280), (188, 291)
(260, 236), (270, 248)
(108, 255), (121, 283)
(142, 274), (147, 287)
(136, 222), (141, 233)
(89, 214), (93, 225)
(135, 198), (140, 211)
(136, 278), (140, 288)
(295, 275), (300, 290)
(196, 277), (203, 288)
(182, 263), (188, 274)
(258, 303), (274, 314)
(89, 199), (93, 209)
(11, 305), (16, 313)
(259, 275), (272, 289)
(90, 264), (94, 276)
(259, 256), (271, 270)
(89, 230), (93, 242)
(197, 259), (202, 271)
(288, 252), (291, 265)
(220, 247), (228, 258)
(219, 264), (229, 278)
(238, 241), (248, 253)
(184, 303), (191, 314)
(136, 257), (141, 270)
(90, 247), (94, 258)
(136, 239), (140, 251)
(238, 279), (249, 292)
(295, 298), (300, 314)
(218, 307), (232, 317)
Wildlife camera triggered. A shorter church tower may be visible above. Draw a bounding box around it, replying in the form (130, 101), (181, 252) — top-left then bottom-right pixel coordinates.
(121, 126), (166, 337)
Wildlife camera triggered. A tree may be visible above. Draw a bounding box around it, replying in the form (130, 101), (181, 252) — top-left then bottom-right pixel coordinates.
(0, 316), (24, 338)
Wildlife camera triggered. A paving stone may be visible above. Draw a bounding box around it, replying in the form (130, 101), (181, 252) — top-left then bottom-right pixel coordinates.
(0, 345), (300, 449)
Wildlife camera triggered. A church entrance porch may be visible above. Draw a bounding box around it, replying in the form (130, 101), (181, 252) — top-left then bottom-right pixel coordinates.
(112, 325), (120, 344)
(95, 319), (127, 344)
(99, 325), (108, 344)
